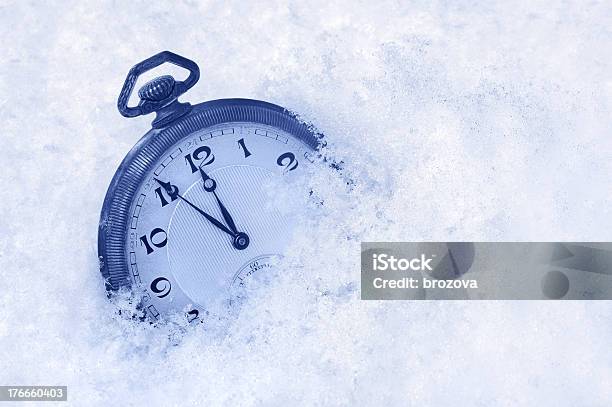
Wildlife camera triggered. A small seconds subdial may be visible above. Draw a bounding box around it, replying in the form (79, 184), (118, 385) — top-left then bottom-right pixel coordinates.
(126, 123), (314, 320)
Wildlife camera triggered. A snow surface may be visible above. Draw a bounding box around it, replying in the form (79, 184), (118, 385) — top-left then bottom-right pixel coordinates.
(1, 1), (612, 405)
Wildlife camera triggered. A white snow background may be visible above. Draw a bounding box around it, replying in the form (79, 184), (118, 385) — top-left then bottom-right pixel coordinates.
(1, 1), (612, 405)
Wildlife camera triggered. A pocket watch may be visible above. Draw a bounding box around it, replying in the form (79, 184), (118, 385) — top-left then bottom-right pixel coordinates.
(98, 51), (321, 322)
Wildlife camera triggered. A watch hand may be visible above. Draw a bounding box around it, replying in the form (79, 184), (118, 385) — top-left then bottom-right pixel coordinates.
(199, 166), (238, 233)
(154, 178), (179, 200)
(213, 191), (238, 233)
(178, 194), (236, 237)
(154, 178), (235, 238)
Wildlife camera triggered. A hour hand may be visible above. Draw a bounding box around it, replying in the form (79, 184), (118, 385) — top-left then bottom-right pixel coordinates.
(199, 167), (216, 192)
(198, 167), (238, 234)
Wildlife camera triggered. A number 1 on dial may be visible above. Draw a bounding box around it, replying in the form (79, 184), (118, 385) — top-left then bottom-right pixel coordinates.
(238, 138), (252, 158)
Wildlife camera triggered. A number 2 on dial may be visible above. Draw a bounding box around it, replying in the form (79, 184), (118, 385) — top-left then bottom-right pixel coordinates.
(277, 152), (298, 172)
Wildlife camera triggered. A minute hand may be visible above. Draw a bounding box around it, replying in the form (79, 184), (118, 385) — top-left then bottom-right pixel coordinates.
(153, 178), (235, 237)
(177, 193), (236, 237)
(199, 167), (238, 233)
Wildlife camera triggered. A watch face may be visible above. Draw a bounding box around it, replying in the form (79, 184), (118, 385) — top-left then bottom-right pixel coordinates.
(127, 122), (315, 320)
(99, 99), (320, 323)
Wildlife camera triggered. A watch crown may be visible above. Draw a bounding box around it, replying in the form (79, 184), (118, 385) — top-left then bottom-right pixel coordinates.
(138, 75), (176, 101)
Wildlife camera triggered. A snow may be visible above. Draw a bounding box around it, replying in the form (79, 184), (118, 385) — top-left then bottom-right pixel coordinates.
(1, 0), (611, 405)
